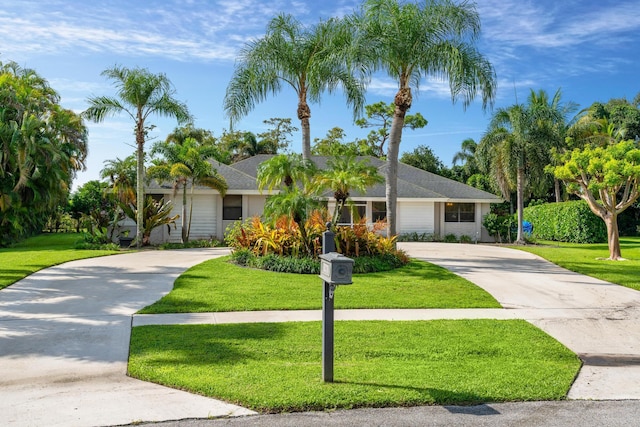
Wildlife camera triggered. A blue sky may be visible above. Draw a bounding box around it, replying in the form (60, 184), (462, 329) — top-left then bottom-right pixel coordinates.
(1, 0), (639, 190)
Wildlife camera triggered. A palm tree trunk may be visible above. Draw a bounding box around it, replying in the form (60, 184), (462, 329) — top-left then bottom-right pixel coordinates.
(181, 182), (188, 243)
(135, 129), (145, 248)
(516, 167), (525, 244)
(386, 88), (411, 238)
(298, 99), (311, 161)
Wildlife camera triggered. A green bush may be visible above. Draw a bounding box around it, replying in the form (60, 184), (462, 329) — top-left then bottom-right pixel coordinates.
(229, 250), (408, 275)
(523, 200), (607, 243)
(397, 232), (435, 242)
(459, 234), (473, 244)
(158, 239), (222, 249)
(444, 233), (458, 243)
(482, 212), (516, 243)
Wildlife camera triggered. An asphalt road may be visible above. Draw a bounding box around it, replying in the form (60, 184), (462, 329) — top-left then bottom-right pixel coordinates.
(130, 400), (640, 427)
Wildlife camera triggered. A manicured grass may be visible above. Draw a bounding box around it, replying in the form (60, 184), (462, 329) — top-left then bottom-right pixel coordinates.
(129, 320), (581, 412)
(138, 257), (501, 313)
(515, 237), (640, 291)
(0, 233), (118, 290)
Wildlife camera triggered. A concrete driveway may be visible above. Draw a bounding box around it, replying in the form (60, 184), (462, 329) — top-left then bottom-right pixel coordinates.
(399, 242), (640, 400)
(0, 248), (254, 427)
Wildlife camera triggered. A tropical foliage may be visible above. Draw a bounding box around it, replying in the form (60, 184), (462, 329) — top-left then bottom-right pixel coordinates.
(0, 61), (88, 246)
(149, 130), (227, 242)
(120, 196), (179, 246)
(83, 65), (191, 247)
(477, 89), (573, 243)
(225, 213), (406, 272)
(312, 155), (383, 225)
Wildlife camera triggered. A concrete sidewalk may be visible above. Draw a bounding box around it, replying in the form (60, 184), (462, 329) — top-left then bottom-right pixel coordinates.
(2, 243), (640, 427)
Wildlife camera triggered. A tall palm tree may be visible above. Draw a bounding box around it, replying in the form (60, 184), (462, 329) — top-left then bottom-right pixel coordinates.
(452, 138), (479, 181)
(354, 0), (496, 237)
(148, 137), (227, 243)
(478, 90), (564, 243)
(224, 13), (366, 160)
(312, 155), (384, 226)
(528, 88), (578, 202)
(83, 65), (192, 247)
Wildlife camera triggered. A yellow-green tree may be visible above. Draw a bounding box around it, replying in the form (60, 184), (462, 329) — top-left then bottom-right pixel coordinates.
(552, 140), (640, 260)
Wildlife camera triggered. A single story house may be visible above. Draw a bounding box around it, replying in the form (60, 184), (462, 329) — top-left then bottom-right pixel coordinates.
(145, 155), (501, 244)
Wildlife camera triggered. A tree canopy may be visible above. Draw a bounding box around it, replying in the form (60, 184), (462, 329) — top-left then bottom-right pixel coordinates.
(552, 140), (640, 260)
(0, 61), (88, 246)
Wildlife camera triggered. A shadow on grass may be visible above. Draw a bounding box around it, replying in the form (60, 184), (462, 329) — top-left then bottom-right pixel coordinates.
(131, 323), (291, 366)
(334, 380), (488, 406)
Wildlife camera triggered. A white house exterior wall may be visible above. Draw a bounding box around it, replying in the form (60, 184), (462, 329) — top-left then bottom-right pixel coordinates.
(439, 202), (494, 242)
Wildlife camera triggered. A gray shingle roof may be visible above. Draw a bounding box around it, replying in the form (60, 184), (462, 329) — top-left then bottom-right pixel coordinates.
(150, 155), (500, 202)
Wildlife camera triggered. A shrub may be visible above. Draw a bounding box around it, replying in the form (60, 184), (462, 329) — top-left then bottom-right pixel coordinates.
(482, 212), (516, 243)
(459, 234), (473, 244)
(226, 212), (409, 274)
(226, 213), (404, 261)
(444, 233), (458, 243)
(158, 239), (222, 249)
(523, 200), (607, 243)
(397, 232), (435, 242)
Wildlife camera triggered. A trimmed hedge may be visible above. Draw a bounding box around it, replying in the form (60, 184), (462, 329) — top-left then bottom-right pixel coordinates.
(523, 200), (607, 243)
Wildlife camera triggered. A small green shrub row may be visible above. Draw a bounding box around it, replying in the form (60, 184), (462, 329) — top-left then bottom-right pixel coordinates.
(397, 232), (474, 243)
(523, 200), (607, 243)
(158, 239), (222, 250)
(230, 249), (409, 274)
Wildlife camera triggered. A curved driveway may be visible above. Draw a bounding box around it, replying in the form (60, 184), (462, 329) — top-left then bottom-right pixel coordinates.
(0, 249), (254, 427)
(1, 243), (640, 427)
(400, 242), (640, 400)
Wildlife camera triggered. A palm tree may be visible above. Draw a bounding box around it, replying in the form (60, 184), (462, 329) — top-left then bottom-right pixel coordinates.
(83, 65), (192, 247)
(256, 153), (316, 192)
(148, 137), (227, 243)
(224, 13), (366, 160)
(312, 155), (384, 226)
(354, 0), (496, 237)
(452, 138), (479, 181)
(227, 131), (277, 162)
(478, 90), (564, 243)
(100, 155), (137, 239)
(528, 88), (578, 202)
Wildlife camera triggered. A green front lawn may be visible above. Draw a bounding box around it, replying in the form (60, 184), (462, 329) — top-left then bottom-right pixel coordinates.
(0, 233), (119, 290)
(516, 237), (640, 291)
(138, 257), (501, 313)
(129, 320), (581, 412)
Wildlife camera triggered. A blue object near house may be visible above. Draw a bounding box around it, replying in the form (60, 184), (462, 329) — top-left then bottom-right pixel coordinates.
(523, 220), (533, 236)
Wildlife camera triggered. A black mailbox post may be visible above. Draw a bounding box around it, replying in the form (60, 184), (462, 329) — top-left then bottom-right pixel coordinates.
(320, 223), (354, 382)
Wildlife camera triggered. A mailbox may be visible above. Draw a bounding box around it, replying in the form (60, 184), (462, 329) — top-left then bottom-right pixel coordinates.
(319, 252), (354, 285)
